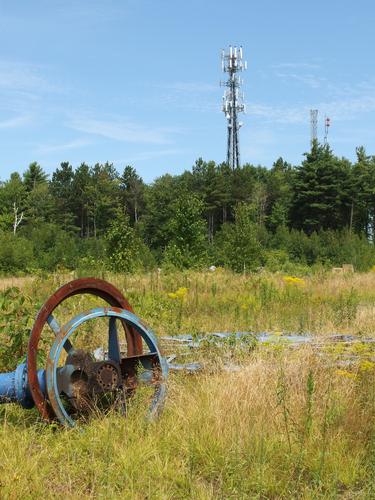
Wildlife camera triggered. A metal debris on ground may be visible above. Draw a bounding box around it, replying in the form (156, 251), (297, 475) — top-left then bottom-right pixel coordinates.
(161, 331), (375, 372)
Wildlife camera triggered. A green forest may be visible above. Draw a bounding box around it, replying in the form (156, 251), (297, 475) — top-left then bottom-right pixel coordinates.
(1, 141), (375, 274)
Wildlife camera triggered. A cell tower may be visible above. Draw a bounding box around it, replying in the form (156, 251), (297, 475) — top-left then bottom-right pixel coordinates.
(221, 45), (247, 170)
(324, 116), (331, 145)
(310, 109), (318, 145)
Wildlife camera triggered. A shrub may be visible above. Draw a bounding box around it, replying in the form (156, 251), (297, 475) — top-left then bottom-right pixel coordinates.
(0, 233), (34, 273)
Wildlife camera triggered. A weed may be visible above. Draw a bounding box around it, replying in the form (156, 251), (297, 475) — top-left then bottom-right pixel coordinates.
(276, 363), (292, 454)
(0, 271), (372, 496)
(0, 287), (35, 370)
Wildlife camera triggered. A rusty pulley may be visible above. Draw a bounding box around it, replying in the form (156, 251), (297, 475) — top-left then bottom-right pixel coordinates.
(0, 278), (168, 427)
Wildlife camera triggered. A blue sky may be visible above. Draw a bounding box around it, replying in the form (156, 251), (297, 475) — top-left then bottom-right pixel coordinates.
(0, 0), (374, 182)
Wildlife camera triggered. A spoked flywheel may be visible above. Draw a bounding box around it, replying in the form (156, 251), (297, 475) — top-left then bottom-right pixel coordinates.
(27, 278), (167, 425)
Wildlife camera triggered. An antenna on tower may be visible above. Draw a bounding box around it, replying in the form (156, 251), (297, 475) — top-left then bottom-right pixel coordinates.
(324, 116), (330, 145)
(310, 109), (318, 146)
(221, 45), (246, 170)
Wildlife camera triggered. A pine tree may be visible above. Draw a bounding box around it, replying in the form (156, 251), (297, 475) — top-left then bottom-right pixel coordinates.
(119, 166), (145, 224)
(290, 142), (352, 233)
(23, 162), (48, 191)
(50, 162), (77, 232)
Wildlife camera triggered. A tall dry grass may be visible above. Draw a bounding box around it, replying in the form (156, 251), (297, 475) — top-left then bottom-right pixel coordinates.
(97, 269), (375, 336)
(0, 270), (373, 497)
(0, 346), (373, 497)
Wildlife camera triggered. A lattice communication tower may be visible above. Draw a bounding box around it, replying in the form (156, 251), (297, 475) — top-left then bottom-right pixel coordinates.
(221, 45), (247, 170)
(310, 109), (318, 145)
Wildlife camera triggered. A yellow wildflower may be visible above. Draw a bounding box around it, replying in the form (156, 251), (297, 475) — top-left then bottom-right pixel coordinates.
(336, 369), (356, 379)
(359, 360), (375, 372)
(283, 276), (305, 286)
(168, 287), (188, 300)
(351, 343), (371, 356)
(240, 295), (259, 311)
(176, 287), (188, 299)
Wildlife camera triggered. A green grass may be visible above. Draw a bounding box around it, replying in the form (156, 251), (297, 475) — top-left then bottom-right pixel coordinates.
(0, 270), (374, 498)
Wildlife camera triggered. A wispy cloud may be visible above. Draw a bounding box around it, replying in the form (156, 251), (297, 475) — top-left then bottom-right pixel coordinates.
(149, 80), (219, 113)
(270, 61), (326, 89)
(34, 139), (91, 155)
(272, 62), (321, 70)
(69, 116), (180, 145)
(119, 148), (184, 162)
(275, 71), (326, 89)
(0, 59), (66, 132)
(0, 115), (31, 129)
(247, 103), (307, 124)
(319, 94), (375, 120)
(162, 82), (217, 93)
(0, 61), (58, 93)
(247, 76), (375, 125)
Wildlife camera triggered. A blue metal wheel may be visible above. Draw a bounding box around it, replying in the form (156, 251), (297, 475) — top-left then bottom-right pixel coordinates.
(45, 307), (168, 427)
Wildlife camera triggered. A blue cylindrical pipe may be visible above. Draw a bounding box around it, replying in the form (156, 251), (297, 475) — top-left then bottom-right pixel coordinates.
(0, 369), (18, 402)
(0, 364), (46, 408)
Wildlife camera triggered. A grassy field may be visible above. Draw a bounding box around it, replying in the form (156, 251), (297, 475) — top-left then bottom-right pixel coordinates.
(0, 269), (374, 498)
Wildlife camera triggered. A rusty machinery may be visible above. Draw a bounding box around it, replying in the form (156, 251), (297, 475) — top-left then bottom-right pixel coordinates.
(0, 278), (168, 427)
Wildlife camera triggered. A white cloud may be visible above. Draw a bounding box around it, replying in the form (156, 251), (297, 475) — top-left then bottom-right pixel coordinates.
(69, 116), (179, 145)
(246, 103), (307, 124)
(0, 115), (31, 129)
(162, 82), (218, 93)
(34, 139), (91, 154)
(272, 62), (321, 70)
(0, 60), (66, 131)
(275, 71), (326, 89)
(247, 79), (375, 125)
(117, 148), (184, 163)
(271, 61), (327, 89)
(0, 61), (57, 93)
(320, 95), (375, 120)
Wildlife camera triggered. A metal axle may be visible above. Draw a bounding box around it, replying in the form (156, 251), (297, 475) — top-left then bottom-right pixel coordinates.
(0, 364), (46, 409)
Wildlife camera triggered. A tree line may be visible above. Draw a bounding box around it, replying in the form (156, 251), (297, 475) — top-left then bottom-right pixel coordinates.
(1, 141), (375, 274)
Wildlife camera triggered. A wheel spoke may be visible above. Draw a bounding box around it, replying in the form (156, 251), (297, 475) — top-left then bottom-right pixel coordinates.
(47, 314), (73, 353)
(56, 365), (75, 398)
(108, 317), (121, 363)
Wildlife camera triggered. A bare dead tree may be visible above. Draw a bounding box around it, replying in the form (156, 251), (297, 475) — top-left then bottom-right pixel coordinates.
(13, 202), (24, 235)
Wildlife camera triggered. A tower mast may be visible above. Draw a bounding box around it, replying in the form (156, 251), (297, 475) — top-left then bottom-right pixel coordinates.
(221, 45), (247, 170)
(324, 116), (331, 145)
(310, 109), (318, 146)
